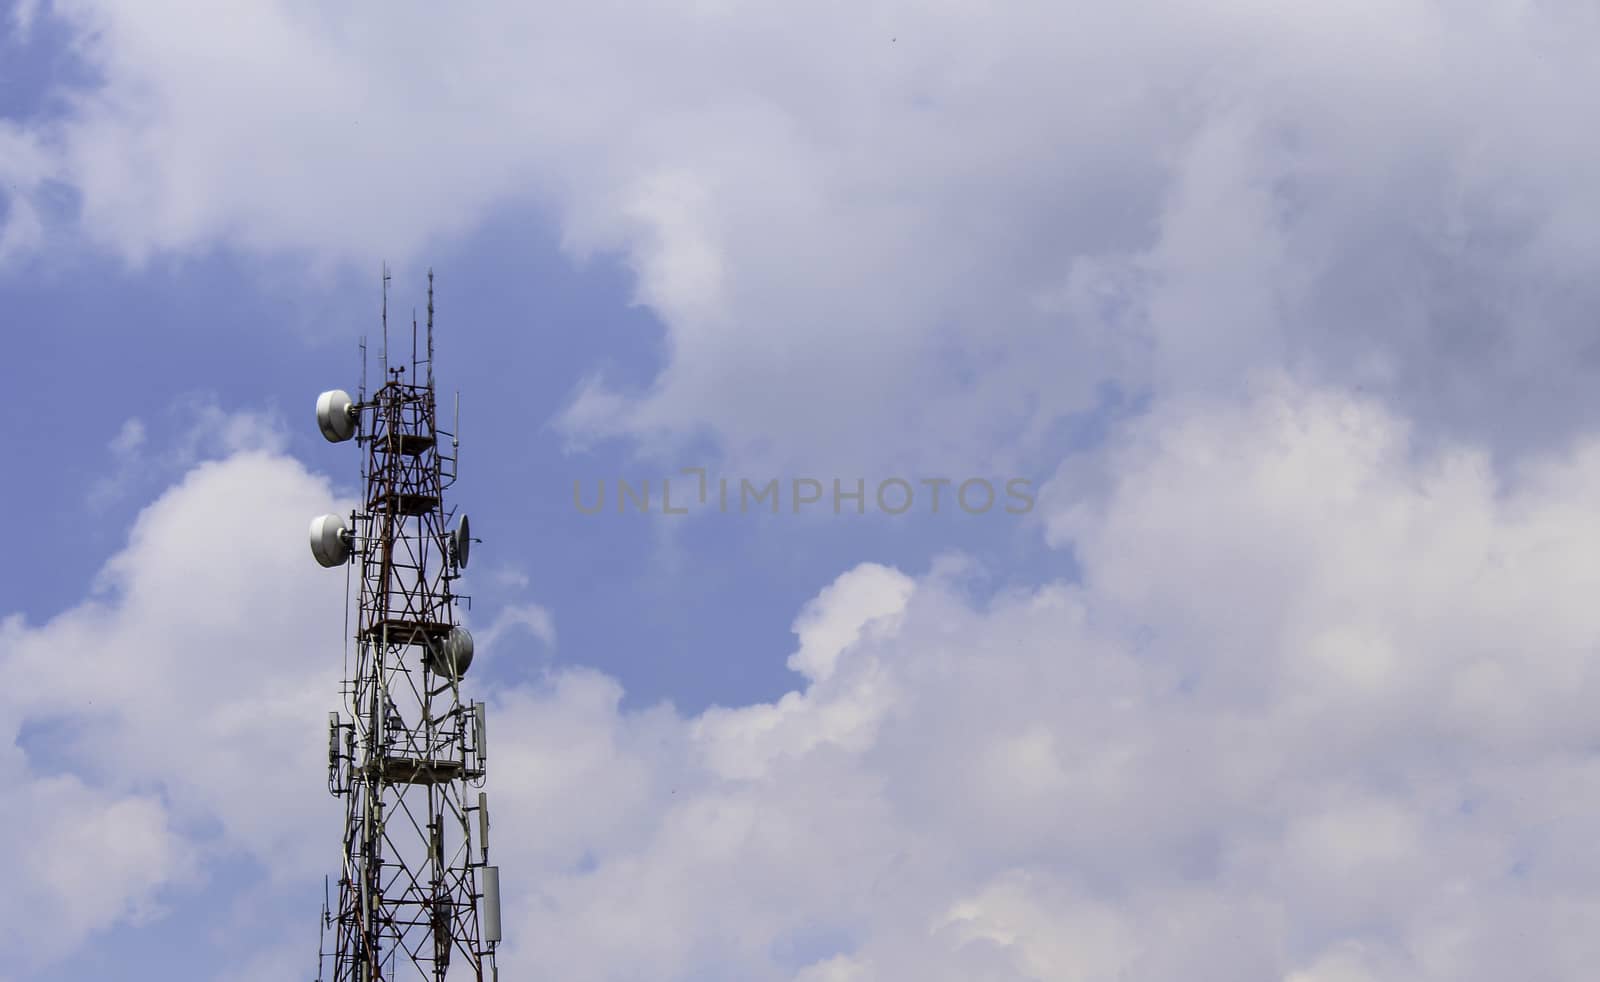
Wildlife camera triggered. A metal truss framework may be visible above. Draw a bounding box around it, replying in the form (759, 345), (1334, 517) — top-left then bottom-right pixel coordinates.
(318, 273), (500, 981)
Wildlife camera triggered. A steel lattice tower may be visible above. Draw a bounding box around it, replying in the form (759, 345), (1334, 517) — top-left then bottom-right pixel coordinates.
(310, 271), (501, 981)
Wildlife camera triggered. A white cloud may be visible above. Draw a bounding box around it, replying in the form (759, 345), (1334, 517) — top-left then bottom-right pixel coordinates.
(87, 417), (148, 509)
(488, 564), (531, 591)
(786, 563), (913, 685)
(7, 2), (1597, 471)
(107, 417), (147, 457)
(478, 601), (558, 653)
(0, 121), (54, 260)
(677, 563), (913, 784)
(7, 379), (1600, 978)
(0, 740), (192, 970)
(474, 379), (1600, 980)
(10, 0), (41, 35)
(1, 440), (350, 968)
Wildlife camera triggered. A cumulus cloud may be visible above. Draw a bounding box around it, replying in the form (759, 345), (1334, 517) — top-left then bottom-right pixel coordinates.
(6, 1), (1597, 472)
(7, 378), (1600, 978)
(0, 739), (191, 970)
(467, 379), (1600, 980)
(0, 439), (350, 967)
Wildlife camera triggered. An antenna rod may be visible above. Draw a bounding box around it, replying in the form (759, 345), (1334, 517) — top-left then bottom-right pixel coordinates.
(380, 264), (390, 378)
(427, 269), (435, 387)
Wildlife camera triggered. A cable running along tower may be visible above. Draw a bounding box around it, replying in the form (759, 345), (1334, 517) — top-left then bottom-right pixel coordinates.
(309, 270), (501, 981)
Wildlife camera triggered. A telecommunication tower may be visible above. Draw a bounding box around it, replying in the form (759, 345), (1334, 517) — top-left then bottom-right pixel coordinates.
(309, 270), (502, 981)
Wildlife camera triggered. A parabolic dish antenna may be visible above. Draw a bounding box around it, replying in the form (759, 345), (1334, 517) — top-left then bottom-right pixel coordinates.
(424, 626), (475, 680)
(309, 513), (352, 567)
(453, 514), (472, 570)
(316, 389), (358, 443)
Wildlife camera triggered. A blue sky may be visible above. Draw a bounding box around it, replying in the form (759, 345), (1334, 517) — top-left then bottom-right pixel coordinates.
(0, 170), (1072, 716)
(5, 2), (1600, 980)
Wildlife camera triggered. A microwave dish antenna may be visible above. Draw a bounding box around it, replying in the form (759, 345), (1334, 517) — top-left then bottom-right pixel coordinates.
(309, 513), (352, 568)
(316, 389), (358, 443)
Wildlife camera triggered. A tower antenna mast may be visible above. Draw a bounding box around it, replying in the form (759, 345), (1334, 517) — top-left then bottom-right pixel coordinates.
(310, 271), (500, 981)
